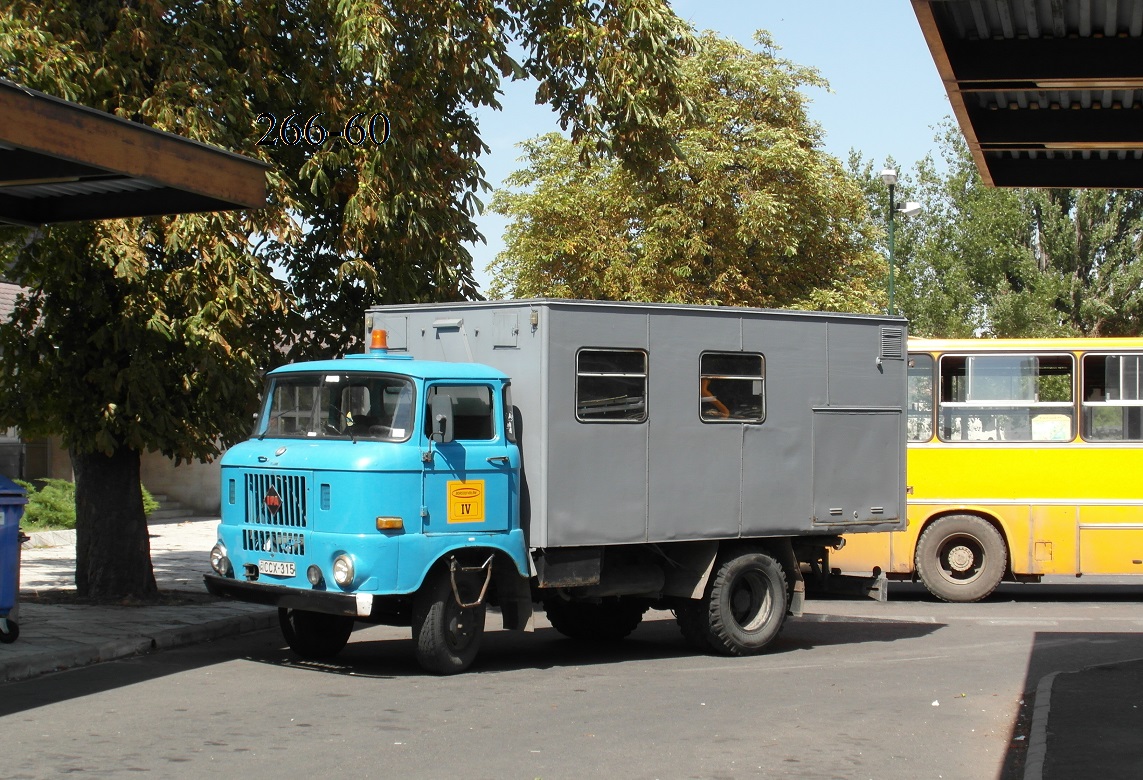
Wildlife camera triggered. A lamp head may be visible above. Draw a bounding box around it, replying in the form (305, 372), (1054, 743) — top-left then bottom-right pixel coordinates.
(897, 201), (922, 218)
(880, 168), (898, 187)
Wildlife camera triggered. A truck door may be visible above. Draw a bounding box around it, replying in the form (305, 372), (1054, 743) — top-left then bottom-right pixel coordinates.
(421, 383), (518, 534)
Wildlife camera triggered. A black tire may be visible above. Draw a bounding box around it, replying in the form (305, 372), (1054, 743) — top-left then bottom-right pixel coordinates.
(698, 551), (789, 656)
(915, 514), (1007, 603)
(412, 568), (486, 675)
(278, 608), (355, 660)
(673, 601), (714, 651)
(0, 619), (18, 643)
(543, 597), (647, 641)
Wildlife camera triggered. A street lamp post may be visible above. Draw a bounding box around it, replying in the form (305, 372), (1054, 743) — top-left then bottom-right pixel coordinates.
(879, 167), (920, 316)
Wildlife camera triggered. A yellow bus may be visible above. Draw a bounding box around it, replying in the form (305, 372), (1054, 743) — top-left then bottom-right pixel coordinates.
(832, 337), (1143, 602)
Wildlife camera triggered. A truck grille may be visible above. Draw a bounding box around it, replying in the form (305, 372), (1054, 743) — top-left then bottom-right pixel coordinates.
(245, 473), (308, 528)
(243, 529), (306, 556)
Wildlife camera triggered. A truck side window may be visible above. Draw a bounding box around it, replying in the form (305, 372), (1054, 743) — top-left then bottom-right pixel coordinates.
(425, 385), (495, 440)
(576, 349), (648, 422)
(699, 352), (765, 422)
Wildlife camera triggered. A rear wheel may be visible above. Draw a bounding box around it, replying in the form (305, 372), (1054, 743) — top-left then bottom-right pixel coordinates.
(915, 514), (1007, 602)
(543, 597), (647, 641)
(684, 551), (788, 656)
(412, 568), (486, 675)
(674, 602), (714, 651)
(278, 608), (355, 660)
(0, 619), (18, 643)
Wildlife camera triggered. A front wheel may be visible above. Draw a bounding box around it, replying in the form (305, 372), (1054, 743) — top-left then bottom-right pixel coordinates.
(412, 568), (486, 675)
(0, 618), (18, 643)
(278, 608), (355, 660)
(687, 551), (788, 656)
(915, 514), (1007, 602)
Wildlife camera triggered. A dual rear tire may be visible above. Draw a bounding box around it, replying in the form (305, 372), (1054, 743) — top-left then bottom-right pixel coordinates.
(676, 550), (789, 656)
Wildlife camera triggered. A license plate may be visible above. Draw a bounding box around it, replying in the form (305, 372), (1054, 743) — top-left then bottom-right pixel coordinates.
(258, 559), (295, 577)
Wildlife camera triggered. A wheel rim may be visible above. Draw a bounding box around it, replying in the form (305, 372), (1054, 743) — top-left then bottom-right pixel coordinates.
(937, 535), (985, 584)
(729, 571), (774, 633)
(446, 603), (478, 651)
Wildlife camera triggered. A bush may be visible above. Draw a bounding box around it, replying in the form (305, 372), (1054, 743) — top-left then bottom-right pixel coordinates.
(15, 479), (161, 531)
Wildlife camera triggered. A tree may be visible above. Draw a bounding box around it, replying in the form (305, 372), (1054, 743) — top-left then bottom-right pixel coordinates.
(488, 31), (885, 312)
(855, 123), (1143, 338)
(0, 0), (694, 600)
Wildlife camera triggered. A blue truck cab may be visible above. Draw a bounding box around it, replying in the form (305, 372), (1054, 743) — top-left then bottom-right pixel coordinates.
(204, 332), (533, 673)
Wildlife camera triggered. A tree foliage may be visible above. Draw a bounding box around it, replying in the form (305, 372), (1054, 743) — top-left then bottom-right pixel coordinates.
(0, 0), (695, 599)
(855, 123), (1143, 338)
(488, 31), (885, 312)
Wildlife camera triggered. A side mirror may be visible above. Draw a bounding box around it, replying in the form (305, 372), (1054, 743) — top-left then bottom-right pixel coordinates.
(429, 394), (454, 443)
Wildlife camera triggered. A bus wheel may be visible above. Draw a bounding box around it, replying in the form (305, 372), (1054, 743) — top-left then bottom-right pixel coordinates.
(915, 515), (1007, 602)
(701, 551), (788, 656)
(412, 569), (486, 675)
(278, 608), (355, 660)
(543, 597), (647, 641)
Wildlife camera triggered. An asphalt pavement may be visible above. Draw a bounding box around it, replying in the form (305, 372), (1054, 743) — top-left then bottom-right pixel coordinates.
(1, 516), (1140, 780)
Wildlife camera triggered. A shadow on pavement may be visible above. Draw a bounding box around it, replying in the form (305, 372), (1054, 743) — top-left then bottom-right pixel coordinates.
(238, 609), (945, 679)
(999, 630), (1143, 780)
(0, 627), (282, 718)
(883, 580), (1143, 604)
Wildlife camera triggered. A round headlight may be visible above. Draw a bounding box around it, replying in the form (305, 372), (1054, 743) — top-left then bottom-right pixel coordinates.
(209, 543), (230, 576)
(332, 555), (355, 587)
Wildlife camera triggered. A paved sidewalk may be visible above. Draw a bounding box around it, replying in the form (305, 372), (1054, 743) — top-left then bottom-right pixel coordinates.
(0, 516), (275, 684)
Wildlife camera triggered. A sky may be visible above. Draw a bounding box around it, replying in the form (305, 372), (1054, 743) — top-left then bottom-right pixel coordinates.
(467, 1), (954, 293)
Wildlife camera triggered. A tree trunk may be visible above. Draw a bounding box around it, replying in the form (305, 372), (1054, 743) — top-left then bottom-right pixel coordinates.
(72, 446), (157, 602)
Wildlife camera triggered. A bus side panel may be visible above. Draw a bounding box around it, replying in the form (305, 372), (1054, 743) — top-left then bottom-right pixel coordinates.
(1079, 505), (1143, 574)
(830, 529), (900, 574)
(1029, 505), (1079, 575)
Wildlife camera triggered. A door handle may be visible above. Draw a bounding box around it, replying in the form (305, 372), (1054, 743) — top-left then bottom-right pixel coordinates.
(486, 456), (510, 465)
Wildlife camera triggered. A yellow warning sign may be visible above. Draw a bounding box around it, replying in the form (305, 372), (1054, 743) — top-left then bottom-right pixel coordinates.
(447, 480), (485, 523)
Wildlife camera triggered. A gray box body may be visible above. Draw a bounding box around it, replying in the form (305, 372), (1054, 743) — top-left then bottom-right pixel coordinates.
(367, 299), (907, 549)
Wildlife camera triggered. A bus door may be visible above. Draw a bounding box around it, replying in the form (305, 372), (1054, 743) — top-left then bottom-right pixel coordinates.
(421, 383), (517, 534)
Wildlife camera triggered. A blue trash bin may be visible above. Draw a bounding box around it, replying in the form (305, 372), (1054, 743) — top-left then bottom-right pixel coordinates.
(0, 474), (28, 643)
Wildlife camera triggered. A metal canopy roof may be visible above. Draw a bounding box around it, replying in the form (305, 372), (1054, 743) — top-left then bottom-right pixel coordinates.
(913, 0), (1143, 188)
(0, 79), (268, 226)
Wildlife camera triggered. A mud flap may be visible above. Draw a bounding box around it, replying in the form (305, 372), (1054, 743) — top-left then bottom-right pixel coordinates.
(809, 569), (889, 602)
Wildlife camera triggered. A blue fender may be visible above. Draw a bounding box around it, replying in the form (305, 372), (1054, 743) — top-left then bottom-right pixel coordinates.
(395, 529), (529, 593)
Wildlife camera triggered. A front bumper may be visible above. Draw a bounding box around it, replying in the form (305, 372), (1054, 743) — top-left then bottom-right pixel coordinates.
(204, 574), (376, 618)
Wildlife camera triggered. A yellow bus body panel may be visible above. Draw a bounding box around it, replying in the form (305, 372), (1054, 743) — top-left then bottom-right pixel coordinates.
(834, 441), (1143, 577)
(832, 337), (1143, 581)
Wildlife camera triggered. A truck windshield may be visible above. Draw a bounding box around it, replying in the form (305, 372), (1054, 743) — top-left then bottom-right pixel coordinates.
(260, 373), (415, 441)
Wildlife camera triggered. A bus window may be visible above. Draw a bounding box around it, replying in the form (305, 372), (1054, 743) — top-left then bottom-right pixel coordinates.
(938, 354), (1074, 442)
(1082, 354), (1143, 441)
(907, 354), (934, 441)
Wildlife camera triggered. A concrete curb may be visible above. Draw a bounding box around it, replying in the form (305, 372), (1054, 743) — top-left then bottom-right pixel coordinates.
(22, 529), (76, 548)
(1, 609), (278, 684)
(149, 610), (279, 651)
(1023, 670), (1059, 780)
